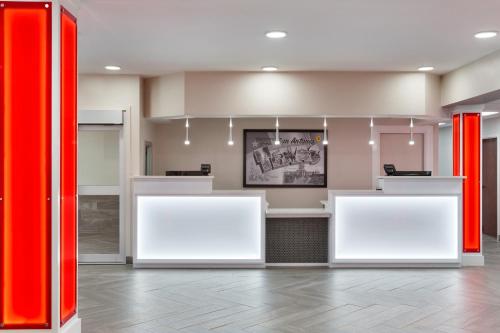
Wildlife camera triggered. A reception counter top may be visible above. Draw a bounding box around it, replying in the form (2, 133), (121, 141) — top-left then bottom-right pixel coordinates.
(266, 208), (331, 218)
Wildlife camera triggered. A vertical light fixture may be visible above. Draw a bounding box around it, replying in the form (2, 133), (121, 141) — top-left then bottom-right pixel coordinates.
(462, 113), (481, 253)
(322, 116), (328, 145)
(409, 117), (415, 145)
(184, 117), (190, 145)
(1, 2), (52, 328)
(228, 117), (234, 146)
(274, 117), (280, 145)
(369, 117), (375, 145)
(60, 6), (78, 326)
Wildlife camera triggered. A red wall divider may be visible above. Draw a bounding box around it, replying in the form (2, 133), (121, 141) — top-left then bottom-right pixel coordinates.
(0, 2), (52, 329)
(452, 114), (461, 177)
(462, 113), (481, 252)
(453, 113), (482, 253)
(60, 7), (78, 326)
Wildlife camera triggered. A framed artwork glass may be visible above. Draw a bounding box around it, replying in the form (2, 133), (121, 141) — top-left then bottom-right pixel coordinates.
(243, 129), (327, 188)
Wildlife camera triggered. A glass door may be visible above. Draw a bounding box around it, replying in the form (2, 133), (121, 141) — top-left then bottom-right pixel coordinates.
(78, 125), (124, 263)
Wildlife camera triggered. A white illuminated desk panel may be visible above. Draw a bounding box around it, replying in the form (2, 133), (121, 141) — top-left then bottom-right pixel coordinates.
(329, 176), (464, 267)
(132, 177), (265, 268)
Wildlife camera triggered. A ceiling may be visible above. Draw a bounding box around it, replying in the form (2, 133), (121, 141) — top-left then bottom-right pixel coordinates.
(78, 0), (500, 76)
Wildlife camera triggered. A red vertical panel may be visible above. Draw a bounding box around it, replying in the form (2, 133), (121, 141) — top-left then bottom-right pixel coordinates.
(60, 7), (77, 325)
(452, 114), (461, 176)
(0, 2), (52, 329)
(462, 113), (481, 253)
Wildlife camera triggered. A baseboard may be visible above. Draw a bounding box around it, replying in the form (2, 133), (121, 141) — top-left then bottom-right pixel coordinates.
(61, 317), (81, 333)
(462, 253), (485, 266)
(134, 263), (266, 269)
(266, 263), (329, 267)
(330, 263), (461, 268)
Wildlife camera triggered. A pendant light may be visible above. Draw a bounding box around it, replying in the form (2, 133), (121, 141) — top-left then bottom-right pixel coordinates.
(369, 117), (375, 145)
(228, 117), (234, 146)
(184, 117), (190, 145)
(322, 116), (328, 145)
(274, 117), (280, 145)
(409, 117), (415, 146)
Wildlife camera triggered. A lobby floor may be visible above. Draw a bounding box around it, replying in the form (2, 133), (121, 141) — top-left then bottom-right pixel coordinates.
(79, 236), (500, 333)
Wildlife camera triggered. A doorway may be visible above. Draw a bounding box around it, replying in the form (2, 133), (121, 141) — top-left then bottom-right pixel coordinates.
(482, 138), (498, 239)
(145, 141), (153, 176)
(78, 125), (125, 263)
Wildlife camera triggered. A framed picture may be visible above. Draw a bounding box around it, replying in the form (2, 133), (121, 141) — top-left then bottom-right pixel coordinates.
(243, 129), (327, 188)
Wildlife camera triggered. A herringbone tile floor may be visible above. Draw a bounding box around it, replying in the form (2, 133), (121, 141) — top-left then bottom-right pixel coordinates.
(79, 235), (500, 333)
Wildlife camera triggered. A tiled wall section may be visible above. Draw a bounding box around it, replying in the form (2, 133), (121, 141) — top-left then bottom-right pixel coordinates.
(78, 195), (119, 254)
(266, 218), (328, 263)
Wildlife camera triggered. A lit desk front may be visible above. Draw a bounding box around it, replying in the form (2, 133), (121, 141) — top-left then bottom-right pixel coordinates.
(132, 176), (265, 268)
(329, 177), (464, 267)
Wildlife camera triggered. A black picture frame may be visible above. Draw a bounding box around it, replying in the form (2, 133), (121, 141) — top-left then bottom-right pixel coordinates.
(243, 129), (328, 188)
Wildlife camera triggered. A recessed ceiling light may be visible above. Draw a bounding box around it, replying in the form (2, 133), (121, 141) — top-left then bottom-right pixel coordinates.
(482, 111), (499, 117)
(474, 31), (498, 39)
(105, 65), (121, 71)
(266, 31), (287, 39)
(418, 66), (434, 72)
(262, 66), (278, 72)
(438, 122), (447, 126)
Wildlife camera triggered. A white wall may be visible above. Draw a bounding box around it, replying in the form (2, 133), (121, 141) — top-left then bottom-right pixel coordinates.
(439, 126), (453, 176)
(78, 130), (120, 186)
(79, 74), (143, 257)
(480, 116), (500, 238)
(483, 116), (500, 138)
(442, 49), (500, 106)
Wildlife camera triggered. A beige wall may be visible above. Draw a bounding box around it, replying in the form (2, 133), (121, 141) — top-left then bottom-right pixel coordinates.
(154, 118), (382, 208)
(143, 73), (185, 118)
(425, 74), (444, 116)
(441, 49), (500, 106)
(184, 72), (429, 117)
(380, 133), (424, 175)
(145, 71), (444, 119)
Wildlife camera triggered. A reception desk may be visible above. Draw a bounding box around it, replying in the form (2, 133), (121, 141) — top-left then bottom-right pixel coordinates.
(132, 176), (266, 268)
(329, 176), (464, 267)
(132, 176), (465, 268)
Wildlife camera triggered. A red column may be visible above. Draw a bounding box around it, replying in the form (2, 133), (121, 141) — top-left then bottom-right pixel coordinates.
(452, 114), (461, 177)
(60, 7), (78, 326)
(462, 113), (481, 252)
(0, 2), (52, 329)
(453, 113), (481, 253)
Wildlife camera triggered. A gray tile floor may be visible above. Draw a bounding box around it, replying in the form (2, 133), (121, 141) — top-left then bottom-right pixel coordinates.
(79, 235), (500, 333)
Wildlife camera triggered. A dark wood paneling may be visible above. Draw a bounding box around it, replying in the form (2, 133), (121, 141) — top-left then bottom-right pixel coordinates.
(482, 138), (497, 237)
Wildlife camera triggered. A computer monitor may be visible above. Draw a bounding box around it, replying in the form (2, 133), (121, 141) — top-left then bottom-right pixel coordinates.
(383, 164), (431, 176)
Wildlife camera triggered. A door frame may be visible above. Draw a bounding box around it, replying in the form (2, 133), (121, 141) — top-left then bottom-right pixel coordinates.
(371, 125), (434, 188)
(78, 125), (126, 263)
(482, 135), (500, 241)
